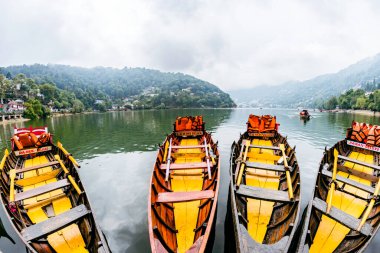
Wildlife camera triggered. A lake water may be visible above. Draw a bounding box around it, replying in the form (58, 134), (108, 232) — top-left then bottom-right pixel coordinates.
(0, 108), (380, 253)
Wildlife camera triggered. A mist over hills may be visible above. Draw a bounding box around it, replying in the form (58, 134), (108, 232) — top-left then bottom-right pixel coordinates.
(229, 53), (380, 108)
(0, 64), (236, 109)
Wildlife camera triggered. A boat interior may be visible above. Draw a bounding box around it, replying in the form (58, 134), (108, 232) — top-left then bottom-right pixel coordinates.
(231, 132), (300, 249)
(0, 128), (108, 253)
(300, 140), (380, 253)
(150, 131), (219, 253)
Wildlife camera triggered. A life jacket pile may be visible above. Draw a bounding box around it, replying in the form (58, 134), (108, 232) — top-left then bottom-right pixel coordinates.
(349, 121), (380, 147)
(13, 132), (51, 150)
(247, 114), (277, 133)
(174, 116), (204, 132)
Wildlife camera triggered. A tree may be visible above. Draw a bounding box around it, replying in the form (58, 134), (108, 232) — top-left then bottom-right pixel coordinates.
(323, 96), (338, 110)
(0, 75), (11, 104)
(354, 97), (367, 109)
(72, 99), (85, 113)
(23, 99), (43, 119)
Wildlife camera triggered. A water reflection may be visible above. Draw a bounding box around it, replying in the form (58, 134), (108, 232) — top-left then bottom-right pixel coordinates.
(0, 217), (15, 244)
(0, 109), (233, 159)
(0, 109), (380, 252)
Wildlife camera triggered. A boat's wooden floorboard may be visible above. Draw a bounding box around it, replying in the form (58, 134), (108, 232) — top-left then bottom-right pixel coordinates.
(21, 155), (87, 253)
(171, 138), (203, 252)
(246, 139), (279, 242)
(309, 151), (373, 253)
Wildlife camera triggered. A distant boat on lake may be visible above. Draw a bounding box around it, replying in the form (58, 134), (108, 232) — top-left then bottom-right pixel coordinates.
(300, 109), (311, 120)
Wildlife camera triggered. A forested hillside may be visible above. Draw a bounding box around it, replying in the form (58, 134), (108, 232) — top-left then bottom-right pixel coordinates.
(0, 64), (235, 109)
(230, 53), (380, 108)
(321, 81), (380, 111)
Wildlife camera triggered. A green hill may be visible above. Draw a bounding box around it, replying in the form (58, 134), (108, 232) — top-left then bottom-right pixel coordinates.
(0, 64), (236, 109)
(229, 53), (380, 108)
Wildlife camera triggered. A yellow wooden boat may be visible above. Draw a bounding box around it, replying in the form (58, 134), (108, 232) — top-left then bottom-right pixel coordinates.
(296, 121), (380, 252)
(0, 126), (111, 253)
(229, 114), (301, 252)
(148, 116), (220, 253)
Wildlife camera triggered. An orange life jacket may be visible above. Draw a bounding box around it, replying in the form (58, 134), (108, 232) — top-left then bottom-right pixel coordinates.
(191, 116), (203, 130)
(261, 115), (276, 132)
(367, 125), (376, 146)
(247, 115), (277, 132)
(35, 133), (51, 147)
(247, 115), (261, 132)
(13, 133), (38, 150)
(374, 126), (380, 147)
(351, 122), (369, 143)
(175, 116), (203, 131)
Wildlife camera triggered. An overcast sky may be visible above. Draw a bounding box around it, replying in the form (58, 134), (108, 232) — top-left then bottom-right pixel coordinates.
(1, 0), (380, 91)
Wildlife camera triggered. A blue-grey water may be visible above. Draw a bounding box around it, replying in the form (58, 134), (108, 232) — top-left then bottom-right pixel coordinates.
(0, 109), (379, 252)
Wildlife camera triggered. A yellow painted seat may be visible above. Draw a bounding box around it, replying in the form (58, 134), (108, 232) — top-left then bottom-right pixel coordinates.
(171, 138), (204, 252)
(246, 139), (279, 243)
(21, 155), (88, 253)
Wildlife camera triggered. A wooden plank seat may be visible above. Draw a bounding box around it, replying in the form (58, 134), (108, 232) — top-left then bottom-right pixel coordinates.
(16, 170), (61, 187)
(21, 204), (91, 242)
(245, 161), (287, 172)
(246, 153), (281, 161)
(248, 144), (280, 150)
(312, 197), (372, 236)
(171, 145), (205, 149)
(171, 153), (205, 159)
(338, 155), (380, 171)
(16, 161), (60, 174)
(236, 185), (292, 203)
(321, 169), (375, 194)
(156, 190), (214, 203)
(160, 162), (209, 170)
(15, 179), (70, 202)
(338, 164), (378, 183)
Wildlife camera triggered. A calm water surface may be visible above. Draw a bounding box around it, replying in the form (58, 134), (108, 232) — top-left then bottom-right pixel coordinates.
(0, 109), (379, 253)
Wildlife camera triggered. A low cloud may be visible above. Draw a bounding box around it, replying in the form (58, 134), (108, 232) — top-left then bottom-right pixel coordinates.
(1, 0), (380, 90)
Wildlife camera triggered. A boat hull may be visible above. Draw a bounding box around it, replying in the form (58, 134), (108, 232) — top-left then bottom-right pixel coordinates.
(229, 131), (301, 253)
(148, 131), (220, 253)
(296, 139), (380, 253)
(0, 142), (111, 253)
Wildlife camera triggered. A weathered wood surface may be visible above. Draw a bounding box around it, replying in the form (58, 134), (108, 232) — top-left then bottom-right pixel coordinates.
(312, 197), (372, 236)
(239, 224), (289, 253)
(171, 145), (204, 149)
(236, 185), (291, 203)
(321, 169), (375, 194)
(186, 235), (204, 253)
(15, 179), (70, 201)
(245, 161), (286, 172)
(338, 164), (378, 183)
(16, 161), (59, 174)
(338, 155), (380, 171)
(21, 204), (91, 241)
(160, 162), (208, 170)
(248, 144), (280, 150)
(156, 190), (214, 203)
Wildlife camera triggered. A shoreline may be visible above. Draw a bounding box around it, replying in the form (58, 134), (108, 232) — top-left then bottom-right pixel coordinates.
(327, 109), (380, 117)
(0, 117), (30, 125)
